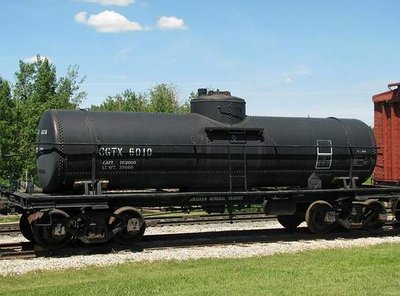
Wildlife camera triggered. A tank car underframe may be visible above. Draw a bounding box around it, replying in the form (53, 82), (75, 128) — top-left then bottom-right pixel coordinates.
(3, 186), (400, 249)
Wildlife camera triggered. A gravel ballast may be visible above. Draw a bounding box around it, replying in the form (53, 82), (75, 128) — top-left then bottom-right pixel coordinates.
(1, 221), (399, 276)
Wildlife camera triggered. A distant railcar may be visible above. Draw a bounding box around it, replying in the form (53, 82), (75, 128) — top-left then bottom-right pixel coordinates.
(373, 82), (400, 185)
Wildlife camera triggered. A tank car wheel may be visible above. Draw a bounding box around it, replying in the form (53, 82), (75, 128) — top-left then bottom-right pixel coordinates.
(277, 214), (303, 231)
(32, 209), (72, 249)
(305, 201), (336, 234)
(109, 207), (146, 244)
(19, 213), (34, 242)
(364, 200), (386, 231)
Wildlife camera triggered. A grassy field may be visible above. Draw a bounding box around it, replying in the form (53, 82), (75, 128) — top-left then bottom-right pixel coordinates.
(0, 215), (19, 223)
(0, 243), (399, 296)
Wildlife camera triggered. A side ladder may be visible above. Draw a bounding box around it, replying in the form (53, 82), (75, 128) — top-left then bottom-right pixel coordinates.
(228, 145), (248, 191)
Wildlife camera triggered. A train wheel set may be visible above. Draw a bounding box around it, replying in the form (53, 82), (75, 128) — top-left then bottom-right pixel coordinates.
(2, 84), (400, 249)
(3, 185), (399, 249)
(15, 206), (147, 249)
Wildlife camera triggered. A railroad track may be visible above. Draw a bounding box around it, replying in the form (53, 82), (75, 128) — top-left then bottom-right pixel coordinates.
(0, 213), (274, 260)
(0, 210), (396, 259)
(0, 222), (20, 235)
(134, 220), (400, 250)
(44, 222), (400, 258)
(1, 221), (399, 260)
(0, 242), (35, 260)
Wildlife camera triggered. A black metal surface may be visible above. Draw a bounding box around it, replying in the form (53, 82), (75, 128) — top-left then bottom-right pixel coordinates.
(4, 185), (400, 211)
(36, 99), (376, 193)
(191, 89), (246, 124)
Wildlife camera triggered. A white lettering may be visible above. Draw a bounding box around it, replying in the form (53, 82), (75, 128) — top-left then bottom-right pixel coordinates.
(129, 147), (153, 157)
(100, 146), (153, 158)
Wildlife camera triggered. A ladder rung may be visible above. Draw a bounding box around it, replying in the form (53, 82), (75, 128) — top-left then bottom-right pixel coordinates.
(228, 147), (247, 191)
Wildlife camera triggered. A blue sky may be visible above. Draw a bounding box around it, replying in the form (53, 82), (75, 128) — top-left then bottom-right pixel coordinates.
(1, 0), (399, 125)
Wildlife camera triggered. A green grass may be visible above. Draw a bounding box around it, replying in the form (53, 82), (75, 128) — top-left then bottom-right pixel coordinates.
(363, 175), (374, 185)
(1, 243), (400, 296)
(0, 215), (19, 223)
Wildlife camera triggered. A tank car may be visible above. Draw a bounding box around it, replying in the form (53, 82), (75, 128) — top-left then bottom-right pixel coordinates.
(4, 88), (398, 250)
(36, 89), (375, 193)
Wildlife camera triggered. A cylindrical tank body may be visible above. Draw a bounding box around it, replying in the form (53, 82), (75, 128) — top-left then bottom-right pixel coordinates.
(36, 91), (376, 193)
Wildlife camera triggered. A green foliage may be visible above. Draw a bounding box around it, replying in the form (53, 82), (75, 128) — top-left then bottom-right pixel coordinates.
(149, 83), (190, 113)
(189, 90), (198, 100)
(0, 178), (10, 188)
(91, 89), (147, 112)
(57, 65), (87, 108)
(0, 244), (399, 295)
(91, 83), (191, 113)
(0, 77), (15, 182)
(149, 83), (179, 113)
(1, 55), (87, 183)
(0, 215), (19, 223)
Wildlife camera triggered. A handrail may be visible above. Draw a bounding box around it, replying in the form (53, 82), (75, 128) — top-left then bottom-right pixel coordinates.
(35, 142), (377, 150)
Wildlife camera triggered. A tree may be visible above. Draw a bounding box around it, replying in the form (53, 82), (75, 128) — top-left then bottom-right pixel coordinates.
(149, 83), (180, 113)
(56, 65), (87, 108)
(0, 77), (15, 185)
(12, 55), (87, 183)
(179, 91), (194, 113)
(91, 89), (147, 112)
(122, 89), (148, 112)
(91, 84), (191, 114)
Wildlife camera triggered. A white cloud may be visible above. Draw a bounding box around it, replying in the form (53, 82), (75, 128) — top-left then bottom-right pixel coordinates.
(285, 78), (292, 83)
(80, 0), (134, 6)
(157, 16), (187, 30)
(23, 56), (52, 64)
(75, 11), (88, 23)
(75, 10), (143, 33)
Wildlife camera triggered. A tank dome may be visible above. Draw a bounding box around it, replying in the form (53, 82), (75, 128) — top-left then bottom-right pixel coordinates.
(190, 89), (246, 124)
